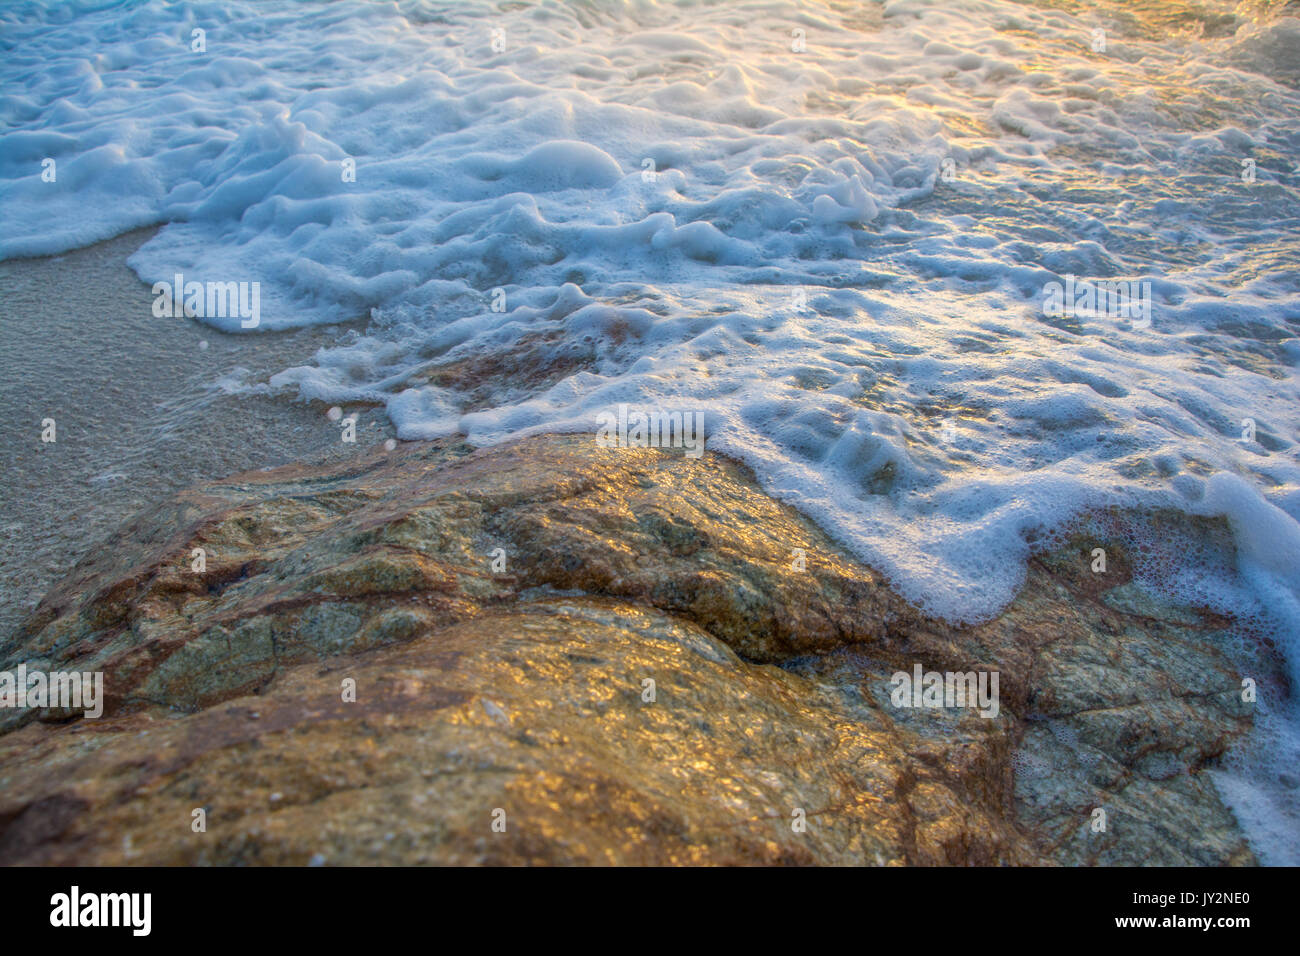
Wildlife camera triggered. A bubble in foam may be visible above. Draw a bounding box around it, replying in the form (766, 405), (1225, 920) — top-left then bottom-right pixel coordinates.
(1010, 749), (1052, 781)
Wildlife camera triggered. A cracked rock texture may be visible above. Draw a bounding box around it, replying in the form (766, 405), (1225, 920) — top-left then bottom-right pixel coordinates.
(0, 435), (1271, 865)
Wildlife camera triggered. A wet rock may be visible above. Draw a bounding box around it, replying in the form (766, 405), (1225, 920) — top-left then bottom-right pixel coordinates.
(0, 435), (1271, 865)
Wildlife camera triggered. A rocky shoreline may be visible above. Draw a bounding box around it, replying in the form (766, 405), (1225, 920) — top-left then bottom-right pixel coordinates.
(0, 434), (1269, 865)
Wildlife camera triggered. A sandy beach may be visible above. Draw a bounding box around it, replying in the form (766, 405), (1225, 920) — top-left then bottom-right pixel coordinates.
(0, 230), (396, 635)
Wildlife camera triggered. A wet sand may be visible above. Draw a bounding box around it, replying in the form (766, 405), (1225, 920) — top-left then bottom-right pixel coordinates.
(0, 228), (396, 635)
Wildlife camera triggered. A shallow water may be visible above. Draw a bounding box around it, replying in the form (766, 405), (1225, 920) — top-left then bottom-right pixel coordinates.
(0, 229), (396, 636)
(1, 0), (1298, 860)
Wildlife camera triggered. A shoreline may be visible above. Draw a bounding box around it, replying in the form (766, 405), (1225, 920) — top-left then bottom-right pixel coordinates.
(0, 228), (396, 636)
(0, 230), (1294, 864)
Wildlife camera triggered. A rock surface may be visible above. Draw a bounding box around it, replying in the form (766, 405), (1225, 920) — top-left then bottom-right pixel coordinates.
(0, 435), (1271, 865)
